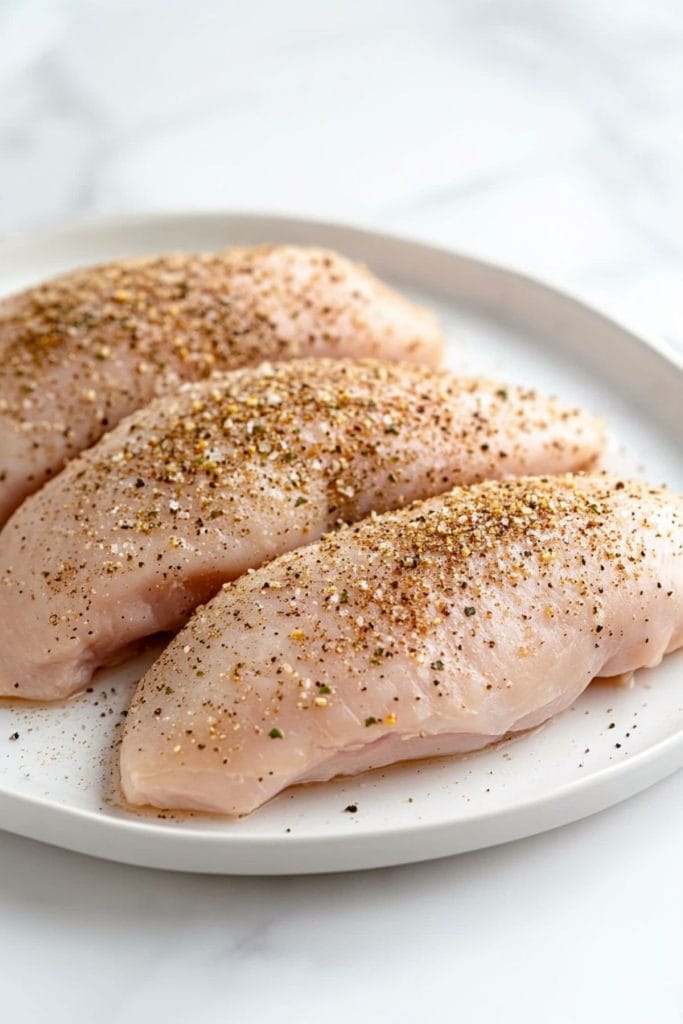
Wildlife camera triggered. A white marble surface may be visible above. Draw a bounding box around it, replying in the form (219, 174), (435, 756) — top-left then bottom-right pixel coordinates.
(0, 1), (682, 1020)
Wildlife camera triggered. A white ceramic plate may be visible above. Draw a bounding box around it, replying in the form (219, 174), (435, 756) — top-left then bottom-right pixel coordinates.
(1, 212), (681, 875)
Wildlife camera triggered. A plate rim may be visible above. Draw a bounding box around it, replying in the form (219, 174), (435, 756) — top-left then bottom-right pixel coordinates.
(2, 711), (682, 839)
(1, 209), (681, 873)
(1, 207), (681, 374)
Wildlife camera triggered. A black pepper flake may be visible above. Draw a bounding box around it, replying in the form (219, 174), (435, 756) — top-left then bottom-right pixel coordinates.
(464, 606), (476, 617)
(344, 804), (358, 814)
(9, 732), (19, 741)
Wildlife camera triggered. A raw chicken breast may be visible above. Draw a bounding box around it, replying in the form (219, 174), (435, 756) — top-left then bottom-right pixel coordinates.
(120, 474), (683, 816)
(0, 359), (604, 701)
(0, 245), (443, 525)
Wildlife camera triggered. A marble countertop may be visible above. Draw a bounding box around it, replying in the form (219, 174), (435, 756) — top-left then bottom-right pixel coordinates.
(1, 1), (682, 1020)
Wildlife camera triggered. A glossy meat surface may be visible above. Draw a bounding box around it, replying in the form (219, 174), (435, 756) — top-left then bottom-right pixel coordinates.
(120, 474), (683, 815)
(0, 245), (443, 524)
(0, 359), (604, 700)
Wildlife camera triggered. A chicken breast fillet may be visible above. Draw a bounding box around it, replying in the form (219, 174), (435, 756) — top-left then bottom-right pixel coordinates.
(0, 359), (604, 701)
(0, 245), (444, 525)
(120, 474), (683, 816)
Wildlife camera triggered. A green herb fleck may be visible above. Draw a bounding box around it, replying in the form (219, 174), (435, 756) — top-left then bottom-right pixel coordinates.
(318, 684), (333, 695)
(365, 716), (379, 727)
(464, 606), (476, 617)
(269, 727), (284, 739)
(164, 686), (174, 695)
(294, 496), (307, 507)
(430, 659), (444, 671)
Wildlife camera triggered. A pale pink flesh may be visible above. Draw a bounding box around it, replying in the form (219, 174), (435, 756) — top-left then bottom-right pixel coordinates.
(120, 474), (683, 816)
(0, 245), (444, 525)
(0, 359), (604, 700)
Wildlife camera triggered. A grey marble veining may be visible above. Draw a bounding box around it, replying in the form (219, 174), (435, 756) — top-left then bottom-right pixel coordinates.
(1, 0), (682, 341)
(0, 3), (682, 1021)
(1, 769), (683, 1023)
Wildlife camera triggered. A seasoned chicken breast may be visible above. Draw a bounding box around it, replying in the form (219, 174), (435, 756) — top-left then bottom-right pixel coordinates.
(120, 475), (683, 816)
(0, 359), (604, 701)
(0, 245), (443, 525)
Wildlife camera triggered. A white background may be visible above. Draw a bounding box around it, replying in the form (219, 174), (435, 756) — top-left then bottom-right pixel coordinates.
(1, 2), (682, 1021)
